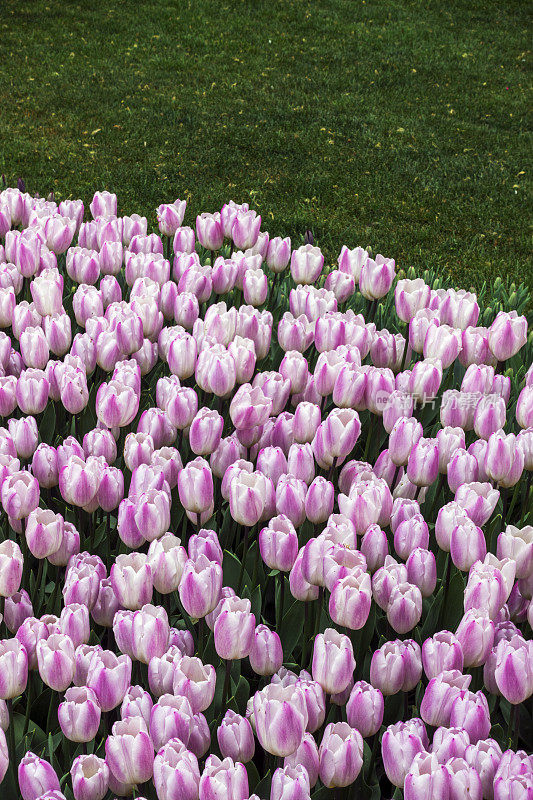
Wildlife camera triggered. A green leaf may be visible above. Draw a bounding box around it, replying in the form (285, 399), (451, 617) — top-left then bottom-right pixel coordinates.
(441, 570), (465, 631)
(279, 599), (305, 658)
(38, 401), (56, 444)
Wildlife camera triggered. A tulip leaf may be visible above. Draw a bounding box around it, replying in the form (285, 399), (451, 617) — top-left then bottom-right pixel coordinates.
(441, 570), (465, 632)
(421, 585), (444, 639)
(279, 598), (305, 658)
(38, 400), (56, 445)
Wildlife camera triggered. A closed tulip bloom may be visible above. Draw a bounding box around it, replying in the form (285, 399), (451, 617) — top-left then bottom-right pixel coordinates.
(172, 226), (195, 253)
(105, 715), (154, 786)
(253, 682), (308, 757)
(131, 604), (169, 664)
(147, 533), (187, 595)
(359, 256), (395, 300)
(179, 555), (222, 619)
(454, 481), (499, 527)
(25, 507), (64, 560)
(369, 640), (407, 696)
(406, 436), (439, 486)
(86, 649), (131, 713)
(249, 624), (283, 676)
(270, 764), (311, 800)
(312, 628), (355, 695)
(317, 722), (363, 789)
(259, 516), (298, 572)
(96, 380), (139, 428)
(0, 637), (28, 698)
(435, 501), (469, 552)
(36, 632), (75, 692)
(172, 656), (216, 714)
(389, 416), (423, 466)
(449, 690), (491, 744)
(196, 212), (223, 250)
(0, 728), (6, 784)
(465, 740), (502, 800)
(290, 244), (324, 285)
(229, 470), (269, 527)
(58, 686), (101, 743)
(493, 637), (533, 704)
(346, 681), (384, 738)
(266, 236), (291, 273)
(423, 323), (462, 368)
(18, 752), (61, 800)
(408, 358), (443, 403)
(422, 631), (464, 680)
(188, 407), (223, 456)
(473, 394), (506, 440)
(488, 310), (527, 361)
(447, 448), (478, 493)
(3, 589), (32, 633)
(293, 402), (321, 444)
(420, 669), (471, 728)
(455, 609), (494, 668)
(360, 524), (388, 572)
(329, 572), (371, 631)
(198, 754), (249, 800)
(214, 597), (255, 660)
(484, 430), (524, 488)
(497, 525), (533, 580)
(153, 738), (200, 800)
(381, 720), (427, 788)
(395, 278), (431, 322)
(387, 582), (422, 634)
(393, 513), (429, 560)
(1, 469), (39, 519)
(217, 710), (255, 763)
(59, 603), (90, 649)
(110, 552), (153, 610)
(436, 426), (466, 474)
(231, 208), (261, 250)
(403, 752), (451, 800)
(289, 549), (320, 602)
(450, 518), (486, 571)
(70, 754), (109, 800)
(0, 539), (23, 597)
(406, 548), (437, 597)
(178, 457), (214, 519)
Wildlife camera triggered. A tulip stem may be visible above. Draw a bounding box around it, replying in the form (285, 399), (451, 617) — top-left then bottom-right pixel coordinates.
(7, 699), (16, 785)
(221, 658), (232, 709)
(237, 525), (250, 593)
(506, 480), (521, 525)
(399, 319), (410, 372)
(508, 702), (520, 749)
(276, 573), (285, 629)
(22, 675), (32, 739)
(438, 553), (452, 630)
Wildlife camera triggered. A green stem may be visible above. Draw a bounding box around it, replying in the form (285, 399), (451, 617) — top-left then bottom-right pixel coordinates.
(399, 319), (410, 372)
(7, 699), (16, 786)
(237, 525), (250, 593)
(221, 658), (232, 709)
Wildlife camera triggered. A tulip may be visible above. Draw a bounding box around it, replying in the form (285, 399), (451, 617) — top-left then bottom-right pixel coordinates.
(0, 637), (28, 698)
(403, 752), (451, 800)
(420, 669), (471, 728)
(105, 716), (154, 786)
(153, 738), (200, 800)
(449, 689), (491, 743)
(422, 631), (464, 680)
(488, 310), (527, 361)
(18, 752), (61, 800)
(86, 649), (131, 712)
(199, 754), (249, 800)
(312, 628), (355, 695)
(359, 256), (395, 300)
(249, 624), (283, 676)
(179, 555), (222, 619)
(381, 720), (426, 788)
(70, 754), (109, 800)
(217, 710), (255, 763)
(214, 597), (255, 660)
(253, 682), (308, 757)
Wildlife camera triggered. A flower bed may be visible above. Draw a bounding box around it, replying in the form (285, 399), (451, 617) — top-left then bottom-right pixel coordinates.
(0, 187), (531, 800)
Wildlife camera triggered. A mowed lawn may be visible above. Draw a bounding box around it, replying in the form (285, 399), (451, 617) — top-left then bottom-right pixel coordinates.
(0, 0), (530, 290)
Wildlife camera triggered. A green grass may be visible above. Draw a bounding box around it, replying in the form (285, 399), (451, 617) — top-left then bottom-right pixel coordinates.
(0, 0), (531, 290)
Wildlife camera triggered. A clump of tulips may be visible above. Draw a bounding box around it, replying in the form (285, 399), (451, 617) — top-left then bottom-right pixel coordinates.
(0, 184), (531, 800)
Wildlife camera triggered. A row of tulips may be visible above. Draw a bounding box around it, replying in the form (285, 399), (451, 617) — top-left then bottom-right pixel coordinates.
(0, 183), (531, 800)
